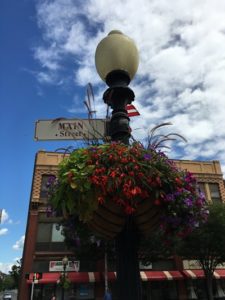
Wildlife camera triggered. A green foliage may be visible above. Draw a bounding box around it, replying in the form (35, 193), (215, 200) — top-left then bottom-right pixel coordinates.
(139, 229), (176, 265)
(177, 203), (225, 300)
(0, 276), (4, 291)
(178, 203), (225, 270)
(60, 215), (115, 262)
(9, 259), (21, 289)
(2, 275), (15, 291)
(58, 273), (71, 290)
(0, 259), (22, 291)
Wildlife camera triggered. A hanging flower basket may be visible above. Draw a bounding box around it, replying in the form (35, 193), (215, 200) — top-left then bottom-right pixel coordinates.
(49, 142), (208, 240)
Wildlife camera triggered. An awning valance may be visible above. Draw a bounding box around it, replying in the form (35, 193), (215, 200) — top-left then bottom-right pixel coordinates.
(27, 272), (100, 284)
(105, 271), (183, 281)
(183, 269), (225, 279)
(141, 271), (184, 281)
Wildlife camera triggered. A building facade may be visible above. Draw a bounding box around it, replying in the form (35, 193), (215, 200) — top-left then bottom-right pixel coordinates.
(18, 151), (225, 300)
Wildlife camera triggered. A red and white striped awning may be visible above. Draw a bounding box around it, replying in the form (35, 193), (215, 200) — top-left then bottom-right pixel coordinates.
(27, 272), (100, 284)
(105, 271), (183, 281)
(183, 269), (225, 279)
(141, 271), (183, 281)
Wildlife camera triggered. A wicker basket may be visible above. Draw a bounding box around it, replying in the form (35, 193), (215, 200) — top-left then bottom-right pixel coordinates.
(88, 197), (160, 239)
(88, 200), (125, 239)
(134, 199), (161, 237)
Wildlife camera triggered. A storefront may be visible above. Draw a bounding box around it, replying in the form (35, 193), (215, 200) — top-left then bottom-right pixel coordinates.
(105, 270), (184, 300)
(182, 269), (225, 300)
(27, 272), (100, 300)
(26, 269), (225, 299)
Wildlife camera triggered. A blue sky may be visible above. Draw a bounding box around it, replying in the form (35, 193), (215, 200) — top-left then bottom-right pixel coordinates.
(0, 0), (85, 272)
(1, 0), (225, 273)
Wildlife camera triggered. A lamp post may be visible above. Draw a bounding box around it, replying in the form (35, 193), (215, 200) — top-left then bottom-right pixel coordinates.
(95, 30), (141, 300)
(61, 256), (69, 300)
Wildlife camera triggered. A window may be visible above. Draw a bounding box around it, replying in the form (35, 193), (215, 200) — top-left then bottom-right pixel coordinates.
(40, 175), (55, 199)
(145, 281), (178, 300)
(51, 224), (64, 242)
(198, 182), (206, 197)
(209, 183), (221, 202)
(37, 223), (52, 242)
(37, 223), (64, 242)
(197, 182), (221, 203)
(33, 260), (49, 272)
(152, 259), (175, 271)
(36, 223), (66, 251)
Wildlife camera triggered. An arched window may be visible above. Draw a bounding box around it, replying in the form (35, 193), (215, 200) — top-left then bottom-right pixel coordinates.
(40, 174), (56, 199)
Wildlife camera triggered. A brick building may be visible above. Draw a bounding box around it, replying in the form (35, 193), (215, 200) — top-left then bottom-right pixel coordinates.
(18, 151), (225, 300)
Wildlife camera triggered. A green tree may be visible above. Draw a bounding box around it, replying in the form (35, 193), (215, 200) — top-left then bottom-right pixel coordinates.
(2, 275), (15, 290)
(139, 229), (175, 265)
(9, 259), (21, 289)
(0, 274), (4, 291)
(178, 203), (225, 300)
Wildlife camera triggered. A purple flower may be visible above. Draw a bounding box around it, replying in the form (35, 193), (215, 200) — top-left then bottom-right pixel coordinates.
(90, 236), (95, 243)
(46, 205), (53, 217)
(164, 194), (175, 202)
(74, 237), (81, 247)
(144, 154), (151, 160)
(184, 198), (193, 207)
(96, 240), (101, 247)
(46, 176), (56, 187)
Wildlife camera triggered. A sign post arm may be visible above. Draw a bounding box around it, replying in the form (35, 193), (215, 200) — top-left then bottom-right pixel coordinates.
(30, 280), (34, 300)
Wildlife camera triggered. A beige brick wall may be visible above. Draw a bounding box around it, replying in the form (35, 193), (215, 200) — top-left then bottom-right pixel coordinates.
(174, 160), (222, 175)
(31, 151), (67, 202)
(174, 159), (225, 203)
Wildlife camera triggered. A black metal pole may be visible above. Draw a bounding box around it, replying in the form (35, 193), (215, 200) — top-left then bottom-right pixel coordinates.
(61, 267), (65, 300)
(104, 70), (142, 300)
(61, 285), (64, 300)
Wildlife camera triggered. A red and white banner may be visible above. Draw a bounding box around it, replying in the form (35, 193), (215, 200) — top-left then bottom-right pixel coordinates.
(49, 261), (80, 272)
(126, 104), (140, 117)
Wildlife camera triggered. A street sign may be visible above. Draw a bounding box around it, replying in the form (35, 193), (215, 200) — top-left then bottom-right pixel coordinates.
(35, 119), (106, 141)
(49, 260), (80, 272)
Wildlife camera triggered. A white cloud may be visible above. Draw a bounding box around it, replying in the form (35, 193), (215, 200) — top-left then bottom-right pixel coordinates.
(0, 228), (8, 236)
(34, 0), (225, 172)
(0, 209), (12, 225)
(34, 46), (61, 71)
(0, 258), (21, 274)
(12, 235), (25, 251)
(0, 262), (13, 274)
(68, 95), (86, 114)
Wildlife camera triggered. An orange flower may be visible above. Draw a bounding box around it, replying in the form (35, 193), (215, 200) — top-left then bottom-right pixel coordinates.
(175, 177), (182, 186)
(67, 172), (73, 183)
(125, 205), (135, 215)
(154, 199), (161, 206)
(110, 170), (117, 178)
(97, 196), (104, 204)
(130, 186), (142, 196)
